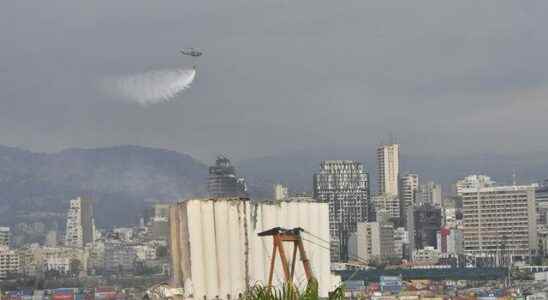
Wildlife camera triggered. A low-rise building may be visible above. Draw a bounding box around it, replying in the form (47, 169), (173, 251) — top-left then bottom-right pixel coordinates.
(134, 244), (157, 261)
(44, 256), (70, 273)
(104, 240), (136, 273)
(413, 247), (440, 265)
(113, 227), (134, 241)
(34, 246), (88, 274)
(393, 227), (409, 259)
(437, 227), (464, 255)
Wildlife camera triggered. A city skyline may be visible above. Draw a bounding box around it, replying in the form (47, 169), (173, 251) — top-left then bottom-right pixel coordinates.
(3, 0), (548, 296)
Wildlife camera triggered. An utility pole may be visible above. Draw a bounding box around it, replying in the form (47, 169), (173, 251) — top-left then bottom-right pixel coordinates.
(258, 227), (314, 289)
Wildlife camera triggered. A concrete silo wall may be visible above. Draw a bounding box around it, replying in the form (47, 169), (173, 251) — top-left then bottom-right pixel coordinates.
(169, 198), (338, 299)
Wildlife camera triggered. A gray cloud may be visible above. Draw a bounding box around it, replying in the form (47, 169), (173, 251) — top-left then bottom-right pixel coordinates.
(2, 0), (548, 162)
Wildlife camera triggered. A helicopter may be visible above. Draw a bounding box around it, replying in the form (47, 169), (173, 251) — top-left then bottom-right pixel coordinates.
(180, 48), (203, 57)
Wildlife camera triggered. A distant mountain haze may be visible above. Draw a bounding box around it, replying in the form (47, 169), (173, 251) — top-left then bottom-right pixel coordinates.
(0, 144), (545, 228)
(0, 145), (207, 227)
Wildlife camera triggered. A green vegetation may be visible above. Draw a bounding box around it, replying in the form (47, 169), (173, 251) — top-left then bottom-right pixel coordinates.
(243, 280), (344, 300)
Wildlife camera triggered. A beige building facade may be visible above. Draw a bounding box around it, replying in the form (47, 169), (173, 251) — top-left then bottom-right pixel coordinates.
(377, 144), (400, 197)
(461, 185), (537, 257)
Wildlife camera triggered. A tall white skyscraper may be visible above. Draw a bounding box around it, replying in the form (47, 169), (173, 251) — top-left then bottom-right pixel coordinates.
(65, 197), (95, 248)
(377, 144), (400, 196)
(313, 160), (369, 262)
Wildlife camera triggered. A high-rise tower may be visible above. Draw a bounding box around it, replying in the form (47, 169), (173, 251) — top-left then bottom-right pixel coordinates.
(399, 173), (418, 210)
(208, 155), (248, 198)
(65, 197), (95, 247)
(377, 144), (400, 196)
(313, 160), (369, 261)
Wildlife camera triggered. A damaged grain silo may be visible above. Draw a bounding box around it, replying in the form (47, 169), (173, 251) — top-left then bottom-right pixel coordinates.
(168, 197), (340, 299)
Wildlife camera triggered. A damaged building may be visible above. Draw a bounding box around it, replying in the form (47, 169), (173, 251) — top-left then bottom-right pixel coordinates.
(169, 198), (339, 299)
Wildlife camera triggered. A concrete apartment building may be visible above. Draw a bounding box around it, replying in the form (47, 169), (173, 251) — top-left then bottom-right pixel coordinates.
(0, 227), (9, 247)
(406, 203), (442, 260)
(373, 194), (401, 220)
(393, 227), (409, 259)
(104, 240), (137, 273)
(536, 182), (548, 226)
(65, 197), (95, 248)
(348, 222), (395, 263)
(461, 185), (537, 257)
(377, 144), (400, 197)
(0, 247), (20, 279)
(314, 160), (369, 262)
(399, 173), (418, 217)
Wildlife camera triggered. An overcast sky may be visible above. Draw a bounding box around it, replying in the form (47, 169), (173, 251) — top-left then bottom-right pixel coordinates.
(2, 0), (548, 162)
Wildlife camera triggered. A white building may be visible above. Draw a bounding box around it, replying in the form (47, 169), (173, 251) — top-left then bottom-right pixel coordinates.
(455, 175), (495, 196)
(65, 197), (96, 247)
(0, 247), (20, 279)
(38, 246), (88, 273)
(113, 227), (134, 241)
(377, 144), (400, 196)
(44, 256), (70, 273)
(169, 198), (339, 299)
(0, 227), (9, 247)
(461, 185), (537, 257)
(273, 184), (288, 201)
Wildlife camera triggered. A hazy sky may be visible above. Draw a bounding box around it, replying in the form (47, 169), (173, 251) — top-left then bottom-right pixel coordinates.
(3, 0), (548, 162)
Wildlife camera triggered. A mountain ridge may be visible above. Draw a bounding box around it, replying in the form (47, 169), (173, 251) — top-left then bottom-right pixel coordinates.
(0, 144), (208, 228)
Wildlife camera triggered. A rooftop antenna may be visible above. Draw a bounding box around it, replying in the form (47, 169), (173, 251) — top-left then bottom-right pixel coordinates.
(512, 169), (517, 186)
